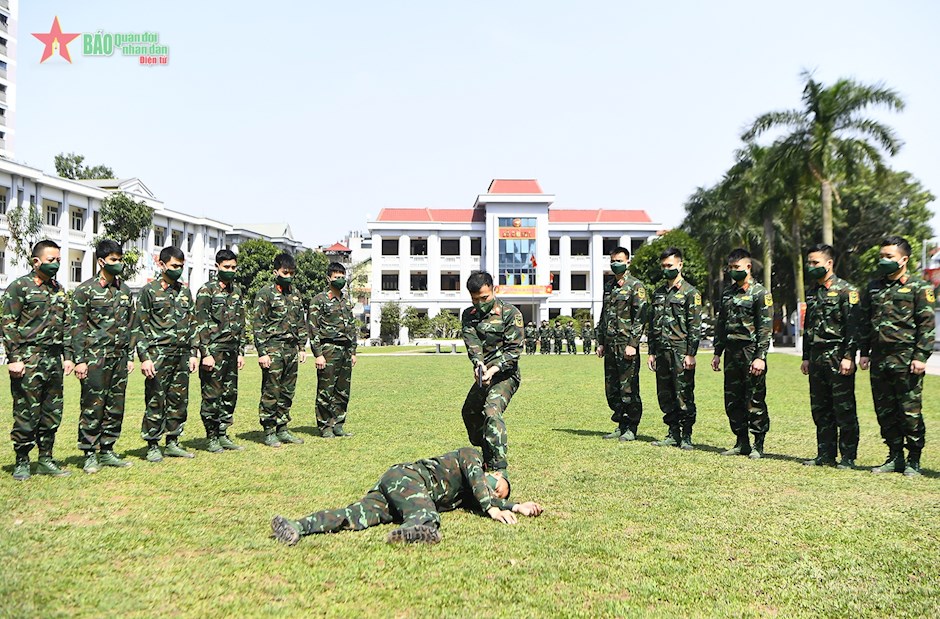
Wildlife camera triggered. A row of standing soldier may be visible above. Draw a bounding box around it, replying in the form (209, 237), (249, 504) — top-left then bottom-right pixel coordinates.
(524, 320), (595, 355)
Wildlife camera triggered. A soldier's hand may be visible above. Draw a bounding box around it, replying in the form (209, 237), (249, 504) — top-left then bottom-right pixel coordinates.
(201, 355), (216, 370)
(488, 507), (518, 524)
(647, 356), (656, 372)
(512, 502), (544, 517)
(624, 345), (637, 358)
(800, 360), (810, 375)
(482, 365), (499, 385)
(839, 358), (855, 376)
(596, 345), (605, 358)
(351, 354), (357, 368)
(683, 355), (696, 371)
(315, 355), (327, 370)
(7, 361), (25, 378)
(74, 362), (89, 380)
(711, 355), (721, 372)
(141, 360), (156, 378)
(237, 355), (245, 370)
(750, 358), (766, 376)
(258, 355), (272, 369)
(127, 361), (135, 374)
(63, 360), (75, 376)
(911, 360), (927, 375)
(188, 357), (199, 373)
(298, 351), (307, 364)
(859, 357), (871, 371)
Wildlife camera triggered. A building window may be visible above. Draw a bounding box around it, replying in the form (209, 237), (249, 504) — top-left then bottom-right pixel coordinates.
(45, 204), (59, 227)
(381, 273), (399, 291)
(603, 238), (620, 256)
(549, 308), (561, 320)
(551, 271), (561, 291)
(410, 238), (427, 256)
(0, 190), (7, 215)
(209, 269), (217, 279)
(470, 238), (482, 256)
(441, 272), (460, 291)
(550, 238), (560, 256)
(93, 211), (99, 233)
(572, 273), (588, 291)
(0, 250), (5, 275)
(154, 226), (166, 246)
(171, 230), (181, 248)
(570, 239), (590, 256)
(187, 233), (194, 252)
(71, 209), (84, 231)
(209, 235), (217, 251)
(631, 238), (646, 256)
(381, 239), (399, 256)
(410, 272), (428, 291)
(441, 239), (460, 256)
(71, 260), (82, 283)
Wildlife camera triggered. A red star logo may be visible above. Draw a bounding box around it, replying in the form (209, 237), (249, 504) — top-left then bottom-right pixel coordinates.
(32, 17), (81, 64)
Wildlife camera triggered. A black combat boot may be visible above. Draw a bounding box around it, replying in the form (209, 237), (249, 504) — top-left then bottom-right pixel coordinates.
(748, 434), (765, 459)
(651, 427), (680, 447)
(679, 428), (694, 451)
(904, 448), (922, 477)
(721, 433), (751, 456)
(871, 447), (905, 474)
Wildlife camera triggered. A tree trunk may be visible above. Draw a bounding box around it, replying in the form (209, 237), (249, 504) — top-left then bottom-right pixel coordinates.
(821, 179), (834, 246)
(763, 210), (775, 292)
(792, 199), (806, 304)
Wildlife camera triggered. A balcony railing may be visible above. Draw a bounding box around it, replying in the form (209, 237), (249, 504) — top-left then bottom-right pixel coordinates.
(0, 1), (8, 12)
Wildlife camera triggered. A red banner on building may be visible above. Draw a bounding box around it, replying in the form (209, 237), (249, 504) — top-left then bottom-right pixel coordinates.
(499, 227), (536, 239)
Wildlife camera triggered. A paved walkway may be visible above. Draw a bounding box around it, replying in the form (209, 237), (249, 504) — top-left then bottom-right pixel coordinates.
(773, 345), (940, 376)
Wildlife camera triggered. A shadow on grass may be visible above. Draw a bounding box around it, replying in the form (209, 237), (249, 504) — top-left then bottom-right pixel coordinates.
(551, 428), (608, 437)
(236, 429), (272, 445)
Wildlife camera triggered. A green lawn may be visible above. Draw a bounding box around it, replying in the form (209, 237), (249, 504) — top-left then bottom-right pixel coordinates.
(1, 353), (939, 618)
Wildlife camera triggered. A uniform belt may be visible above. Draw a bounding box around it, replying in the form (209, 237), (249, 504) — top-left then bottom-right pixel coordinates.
(810, 341), (841, 348)
(321, 338), (351, 346)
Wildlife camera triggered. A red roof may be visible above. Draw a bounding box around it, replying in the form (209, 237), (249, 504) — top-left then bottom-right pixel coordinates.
(487, 179), (543, 194)
(549, 209), (651, 223)
(325, 242), (351, 252)
(375, 208), (486, 223)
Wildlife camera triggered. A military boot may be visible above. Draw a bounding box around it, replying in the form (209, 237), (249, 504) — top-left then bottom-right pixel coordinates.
(83, 451), (101, 474)
(164, 441), (195, 458)
(679, 430), (694, 451)
(36, 456), (71, 477)
(602, 427), (623, 440)
(651, 428), (679, 447)
(748, 434), (765, 459)
(333, 425), (354, 437)
(871, 448), (904, 474)
(263, 432), (282, 448)
(320, 428), (336, 439)
(12, 455), (30, 481)
(721, 433), (751, 456)
(802, 454), (836, 467)
(218, 435), (244, 451)
(146, 443), (163, 462)
(276, 428), (305, 444)
(618, 427), (637, 442)
(206, 437), (223, 453)
(836, 458), (856, 470)
(386, 525), (442, 545)
(99, 450), (132, 468)
(271, 515), (302, 546)
(904, 449), (923, 477)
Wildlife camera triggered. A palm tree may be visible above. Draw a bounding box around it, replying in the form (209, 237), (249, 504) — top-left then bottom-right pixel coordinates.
(742, 71), (905, 245)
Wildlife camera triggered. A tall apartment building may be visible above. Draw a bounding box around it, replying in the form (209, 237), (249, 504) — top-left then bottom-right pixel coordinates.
(0, 0), (18, 159)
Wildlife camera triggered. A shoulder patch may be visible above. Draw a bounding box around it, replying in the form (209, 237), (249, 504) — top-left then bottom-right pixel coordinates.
(927, 289), (936, 304)
(694, 293), (702, 306)
(899, 287), (911, 293)
(827, 291), (838, 297)
(764, 293), (774, 307)
(636, 287), (646, 300)
(514, 313), (524, 328)
(848, 290), (859, 305)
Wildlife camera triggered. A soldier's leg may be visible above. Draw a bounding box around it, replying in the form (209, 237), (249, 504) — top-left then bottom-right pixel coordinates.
(479, 373), (519, 471)
(655, 351), (679, 432)
(199, 357), (224, 439)
(297, 486), (394, 535)
(78, 359), (110, 453)
(142, 352), (170, 443)
(277, 352), (299, 430)
(900, 369), (926, 466)
(723, 350), (749, 439)
(676, 352), (697, 440)
(333, 347), (353, 426)
(315, 342), (340, 432)
(870, 357), (905, 450)
(603, 347), (624, 425)
(216, 351), (239, 437)
(461, 383), (488, 452)
(10, 354), (45, 459)
(35, 356), (64, 458)
(832, 369), (859, 462)
(808, 352), (837, 461)
(258, 353), (284, 434)
(745, 358), (770, 440)
(622, 353), (643, 433)
(380, 467), (442, 529)
(163, 354), (191, 441)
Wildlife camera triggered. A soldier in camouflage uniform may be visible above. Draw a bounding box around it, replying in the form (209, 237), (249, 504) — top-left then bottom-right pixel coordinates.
(539, 319), (552, 354)
(2, 240), (73, 480)
(253, 252), (307, 447)
(309, 262), (358, 438)
(647, 247), (702, 450)
(581, 321), (594, 354)
(800, 244), (860, 469)
(711, 248), (773, 459)
(524, 321), (538, 355)
(460, 271), (524, 471)
(565, 322), (577, 354)
(69, 240), (135, 474)
(553, 321), (565, 354)
(271, 446), (543, 546)
(859, 236), (936, 477)
(597, 246), (648, 442)
(196, 249), (246, 453)
(134, 246), (199, 462)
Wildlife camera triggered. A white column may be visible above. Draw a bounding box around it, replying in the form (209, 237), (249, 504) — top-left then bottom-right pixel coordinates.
(591, 233), (604, 322)
(560, 234), (571, 297)
(428, 232), (441, 296)
(459, 234), (471, 289)
(398, 234), (410, 303)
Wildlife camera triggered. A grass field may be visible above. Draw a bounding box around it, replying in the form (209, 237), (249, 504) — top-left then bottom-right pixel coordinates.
(2, 353), (939, 618)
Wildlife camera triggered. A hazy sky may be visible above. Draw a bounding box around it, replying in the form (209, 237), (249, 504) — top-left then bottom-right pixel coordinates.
(16, 1), (940, 247)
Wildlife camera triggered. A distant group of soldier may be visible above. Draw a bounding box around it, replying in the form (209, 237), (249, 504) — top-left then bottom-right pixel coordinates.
(525, 319), (595, 355)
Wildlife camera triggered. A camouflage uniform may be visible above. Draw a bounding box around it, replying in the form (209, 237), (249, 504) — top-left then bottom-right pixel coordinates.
(596, 273), (648, 435)
(461, 298), (524, 471)
(1, 273), (68, 460)
(565, 324), (577, 354)
(294, 447), (514, 536)
(253, 281), (306, 435)
(308, 288), (357, 434)
(539, 322), (552, 354)
(195, 276), (246, 440)
(859, 274), (935, 469)
(553, 324), (565, 354)
(581, 323), (594, 354)
(134, 279), (197, 445)
(713, 277), (773, 448)
(69, 274), (134, 453)
(524, 323), (538, 355)
(802, 275), (860, 463)
(648, 278), (702, 443)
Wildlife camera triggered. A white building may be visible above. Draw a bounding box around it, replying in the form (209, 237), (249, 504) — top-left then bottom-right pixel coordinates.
(228, 223), (306, 254)
(366, 179), (661, 339)
(0, 0), (18, 159)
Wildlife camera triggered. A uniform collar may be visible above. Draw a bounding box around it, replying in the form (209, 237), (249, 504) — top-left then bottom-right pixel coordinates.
(884, 274), (909, 286)
(276, 283), (290, 294)
(160, 278), (181, 291)
(98, 274), (121, 288)
(32, 273), (58, 290)
(735, 277), (752, 292)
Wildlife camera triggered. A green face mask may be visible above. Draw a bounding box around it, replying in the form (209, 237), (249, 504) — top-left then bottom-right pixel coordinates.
(276, 275), (292, 287)
(218, 270), (236, 282)
(610, 261), (628, 275)
(38, 262), (60, 277)
(876, 258), (901, 276)
(103, 262), (124, 276)
(729, 269), (748, 282)
(474, 298), (496, 315)
(331, 277), (346, 289)
(805, 265), (827, 280)
(164, 267), (183, 282)
(662, 268), (679, 280)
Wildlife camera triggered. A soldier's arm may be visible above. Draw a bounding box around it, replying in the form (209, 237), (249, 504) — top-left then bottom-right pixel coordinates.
(186, 290), (198, 357)
(307, 295), (323, 357)
(755, 289), (773, 360)
(124, 289), (136, 363)
(842, 287), (860, 361)
(252, 290), (272, 358)
(237, 293), (247, 356)
(687, 291), (703, 356)
(713, 291), (727, 357)
(912, 283), (936, 363)
(68, 286), (89, 365)
(458, 449), (516, 513)
(461, 309), (484, 367)
(134, 286), (154, 362)
(194, 286), (213, 358)
(858, 284), (872, 358)
(496, 308), (523, 372)
(346, 301), (358, 354)
(595, 289), (608, 347)
(801, 295), (812, 361)
(0, 282), (25, 362)
(646, 296), (657, 356)
(628, 284), (648, 348)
